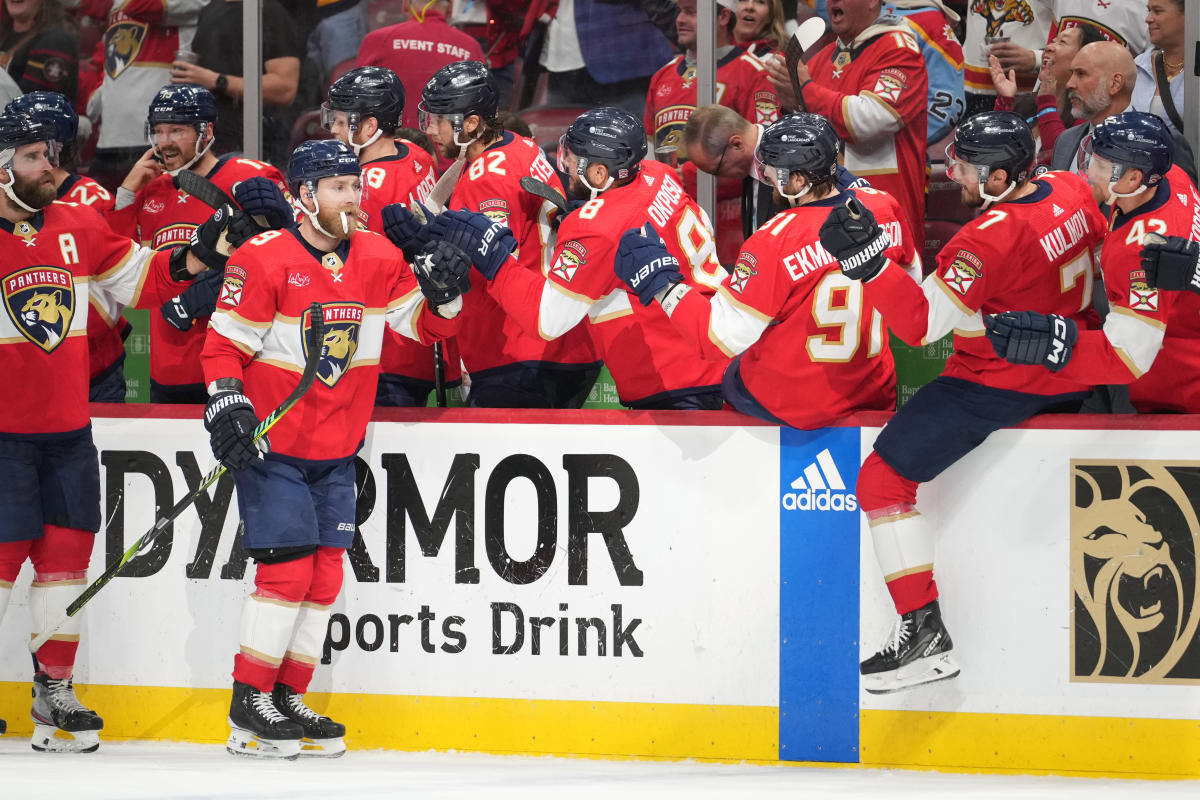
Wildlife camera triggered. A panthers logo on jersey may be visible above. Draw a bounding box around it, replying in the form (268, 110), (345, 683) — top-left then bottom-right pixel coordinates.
(3, 266), (76, 353)
(104, 20), (148, 79)
(305, 302), (363, 388)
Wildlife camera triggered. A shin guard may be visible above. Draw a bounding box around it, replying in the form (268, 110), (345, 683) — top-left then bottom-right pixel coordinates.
(233, 555), (315, 693)
(857, 453), (937, 615)
(30, 526), (93, 679)
(278, 548), (345, 693)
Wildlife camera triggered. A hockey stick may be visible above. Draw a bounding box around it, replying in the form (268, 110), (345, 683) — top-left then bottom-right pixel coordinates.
(519, 176), (569, 219)
(425, 156), (466, 214)
(29, 303), (326, 654)
(173, 168), (235, 211)
(785, 17), (827, 112)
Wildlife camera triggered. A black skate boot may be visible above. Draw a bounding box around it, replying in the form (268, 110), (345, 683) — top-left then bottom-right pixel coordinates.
(227, 680), (303, 759)
(272, 683), (346, 758)
(30, 672), (103, 753)
(1, 715), (6, 735)
(861, 600), (960, 694)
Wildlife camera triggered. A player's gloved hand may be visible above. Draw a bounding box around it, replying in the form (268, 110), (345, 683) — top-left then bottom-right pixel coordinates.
(233, 176), (296, 230)
(1140, 232), (1200, 293)
(818, 196), (891, 282)
(189, 204), (237, 270)
(984, 311), (1077, 372)
(412, 239), (472, 308)
(615, 223), (682, 306)
(161, 266), (223, 331)
(203, 381), (268, 472)
(426, 208), (517, 280)
(381, 202), (435, 260)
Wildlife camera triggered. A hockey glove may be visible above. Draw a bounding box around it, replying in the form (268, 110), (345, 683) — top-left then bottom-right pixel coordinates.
(1140, 233), (1200, 293)
(615, 223), (682, 306)
(204, 383), (268, 472)
(232, 176), (296, 230)
(426, 208), (518, 280)
(161, 265), (224, 331)
(818, 196), (891, 282)
(189, 204), (238, 271)
(984, 311), (1077, 372)
(413, 239), (472, 307)
(381, 202), (435, 260)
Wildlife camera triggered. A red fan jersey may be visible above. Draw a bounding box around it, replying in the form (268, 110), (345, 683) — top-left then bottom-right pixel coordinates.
(202, 228), (459, 461)
(665, 187), (918, 428)
(867, 171), (1107, 396)
(487, 159), (729, 405)
(357, 139), (459, 390)
(449, 131), (599, 377)
(644, 48), (780, 158)
(0, 203), (180, 434)
(800, 23), (928, 248)
(1059, 173), (1200, 411)
(108, 154), (288, 391)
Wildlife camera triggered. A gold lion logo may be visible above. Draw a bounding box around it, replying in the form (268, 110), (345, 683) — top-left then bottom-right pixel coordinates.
(318, 327), (358, 387)
(104, 21), (148, 79)
(970, 0), (1035, 40)
(21, 289), (71, 349)
(1071, 461), (1200, 683)
(3, 266), (76, 353)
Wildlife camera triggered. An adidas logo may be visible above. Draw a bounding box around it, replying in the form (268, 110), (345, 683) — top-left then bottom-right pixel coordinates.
(1052, 203), (1065, 217)
(781, 448), (858, 511)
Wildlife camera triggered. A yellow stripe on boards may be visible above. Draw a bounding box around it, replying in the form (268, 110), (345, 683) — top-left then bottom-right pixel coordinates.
(0, 683), (777, 760)
(861, 709), (1200, 779)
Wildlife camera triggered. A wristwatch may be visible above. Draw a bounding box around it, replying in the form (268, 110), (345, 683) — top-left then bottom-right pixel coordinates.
(214, 74), (229, 94)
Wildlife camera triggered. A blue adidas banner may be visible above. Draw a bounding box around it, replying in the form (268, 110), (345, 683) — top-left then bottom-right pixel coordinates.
(778, 426), (861, 763)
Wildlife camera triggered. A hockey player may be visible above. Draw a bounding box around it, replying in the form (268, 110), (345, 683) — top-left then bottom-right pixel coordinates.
(110, 83), (289, 403)
(613, 113), (919, 428)
(201, 139), (469, 759)
(4, 91), (130, 403)
(321, 65), (459, 407)
(413, 61), (600, 407)
(818, 112), (1106, 693)
(987, 112), (1200, 413)
(0, 111), (216, 751)
(409, 107), (730, 409)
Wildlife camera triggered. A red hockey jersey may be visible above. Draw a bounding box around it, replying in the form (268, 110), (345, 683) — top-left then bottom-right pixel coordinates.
(1059, 173), (1200, 412)
(487, 159), (729, 405)
(357, 140), (460, 389)
(449, 132), (599, 377)
(644, 48), (779, 158)
(108, 154), (288, 390)
(800, 22), (928, 248)
(0, 203), (181, 434)
(666, 187), (918, 427)
(867, 171), (1106, 396)
(202, 228), (459, 460)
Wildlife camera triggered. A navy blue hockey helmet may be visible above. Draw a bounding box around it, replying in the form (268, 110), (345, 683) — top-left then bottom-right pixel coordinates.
(754, 112), (840, 188)
(5, 92), (77, 145)
(946, 111), (1035, 184)
(418, 60), (499, 126)
(146, 83), (218, 128)
(324, 66), (405, 134)
(559, 107), (646, 184)
(287, 138), (361, 195)
(0, 112), (53, 162)
(1089, 111), (1174, 187)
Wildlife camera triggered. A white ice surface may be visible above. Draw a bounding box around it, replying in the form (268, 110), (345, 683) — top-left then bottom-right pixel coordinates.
(0, 740), (1196, 800)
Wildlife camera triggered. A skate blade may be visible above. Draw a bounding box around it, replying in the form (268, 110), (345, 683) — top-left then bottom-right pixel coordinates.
(863, 652), (961, 695)
(30, 724), (99, 753)
(299, 736), (346, 758)
(226, 724), (301, 760)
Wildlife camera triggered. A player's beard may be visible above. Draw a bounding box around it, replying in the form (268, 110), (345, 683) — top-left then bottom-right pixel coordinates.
(566, 174), (591, 200)
(316, 204), (358, 240)
(961, 183), (985, 209)
(12, 169), (57, 209)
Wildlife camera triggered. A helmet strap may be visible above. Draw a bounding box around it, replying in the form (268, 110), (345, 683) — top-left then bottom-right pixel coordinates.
(976, 165), (1016, 209)
(164, 124), (214, 177)
(453, 125), (481, 158)
(578, 160), (613, 201)
(348, 123), (382, 156)
(776, 172), (812, 207)
(300, 179), (353, 238)
(0, 168), (41, 214)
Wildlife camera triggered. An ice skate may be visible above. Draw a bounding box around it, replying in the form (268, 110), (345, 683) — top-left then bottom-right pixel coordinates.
(861, 600), (960, 694)
(30, 673), (103, 753)
(273, 683), (346, 758)
(226, 680), (303, 759)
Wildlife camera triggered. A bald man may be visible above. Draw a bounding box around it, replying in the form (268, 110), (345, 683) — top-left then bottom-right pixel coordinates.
(1052, 41), (1196, 184)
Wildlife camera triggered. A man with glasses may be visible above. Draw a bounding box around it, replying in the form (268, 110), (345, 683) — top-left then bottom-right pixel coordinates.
(108, 84), (288, 404)
(818, 111), (1106, 693)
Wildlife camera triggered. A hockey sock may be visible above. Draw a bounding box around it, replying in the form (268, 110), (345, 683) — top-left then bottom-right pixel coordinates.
(278, 547), (345, 693)
(857, 453), (938, 615)
(234, 554), (315, 693)
(30, 526), (93, 679)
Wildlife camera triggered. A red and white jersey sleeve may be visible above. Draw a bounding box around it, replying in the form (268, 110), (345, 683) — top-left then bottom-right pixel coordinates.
(204, 228), (457, 459)
(448, 132), (599, 375)
(487, 159), (728, 405)
(801, 25), (928, 246)
(666, 188), (912, 427)
(358, 141), (439, 231)
(866, 171), (1107, 395)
